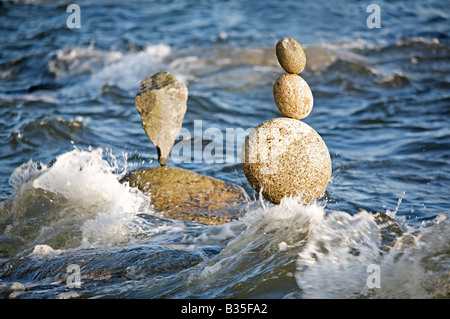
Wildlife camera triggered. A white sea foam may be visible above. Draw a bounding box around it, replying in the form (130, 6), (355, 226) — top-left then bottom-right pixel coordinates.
(183, 221), (243, 245)
(6, 149), (448, 298)
(88, 43), (173, 91)
(295, 209), (382, 298)
(293, 204), (449, 298)
(9, 147), (153, 248)
(31, 244), (62, 256)
(48, 41), (123, 78)
(188, 196), (448, 298)
(48, 43), (176, 99)
(31, 148), (136, 212)
(192, 198), (328, 291)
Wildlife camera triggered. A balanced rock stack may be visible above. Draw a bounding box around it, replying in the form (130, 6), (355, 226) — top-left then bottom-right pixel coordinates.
(241, 37), (332, 205)
(125, 71), (247, 226)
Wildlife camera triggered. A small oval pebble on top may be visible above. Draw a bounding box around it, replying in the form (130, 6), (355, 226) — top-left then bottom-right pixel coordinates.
(276, 37), (306, 74)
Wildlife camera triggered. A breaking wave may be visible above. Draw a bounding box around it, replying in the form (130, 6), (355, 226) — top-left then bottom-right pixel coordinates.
(0, 147), (448, 298)
(1, 147), (153, 257)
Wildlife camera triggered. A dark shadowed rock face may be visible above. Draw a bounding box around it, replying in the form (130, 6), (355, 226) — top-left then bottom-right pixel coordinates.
(135, 72), (188, 166)
(120, 166), (248, 225)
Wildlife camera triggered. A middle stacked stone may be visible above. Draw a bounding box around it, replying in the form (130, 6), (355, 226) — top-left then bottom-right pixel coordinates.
(273, 37), (313, 120)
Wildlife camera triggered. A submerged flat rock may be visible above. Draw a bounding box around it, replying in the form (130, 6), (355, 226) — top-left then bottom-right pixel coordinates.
(1, 245), (206, 296)
(121, 166), (247, 225)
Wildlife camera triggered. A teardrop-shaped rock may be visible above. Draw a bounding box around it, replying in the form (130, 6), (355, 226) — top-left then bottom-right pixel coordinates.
(135, 72), (188, 166)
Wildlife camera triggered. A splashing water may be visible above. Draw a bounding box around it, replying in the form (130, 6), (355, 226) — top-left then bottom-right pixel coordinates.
(1, 147), (153, 256)
(0, 148), (448, 298)
(294, 208), (449, 299)
(1, 0), (449, 299)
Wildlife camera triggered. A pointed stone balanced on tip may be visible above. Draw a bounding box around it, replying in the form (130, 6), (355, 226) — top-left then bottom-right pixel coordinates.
(135, 72), (188, 166)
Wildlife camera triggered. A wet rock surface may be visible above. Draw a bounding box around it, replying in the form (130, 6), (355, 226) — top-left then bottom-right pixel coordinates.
(121, 166), (247, 225)
(0, 244), (207, 298)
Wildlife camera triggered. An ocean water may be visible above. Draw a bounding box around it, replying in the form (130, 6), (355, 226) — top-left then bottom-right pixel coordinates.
(0, 0), (449, 299)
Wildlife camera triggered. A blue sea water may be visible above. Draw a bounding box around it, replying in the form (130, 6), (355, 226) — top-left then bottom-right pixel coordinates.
(0, 0), (449, 299)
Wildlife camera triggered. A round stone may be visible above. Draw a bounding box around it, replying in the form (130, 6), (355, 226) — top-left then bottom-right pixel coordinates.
(273, 73), (313, 120)
(276, 37), (306, 74)
(241, 118), (331, 205)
